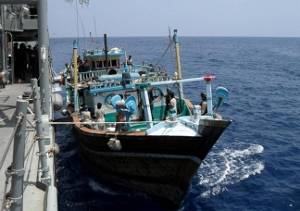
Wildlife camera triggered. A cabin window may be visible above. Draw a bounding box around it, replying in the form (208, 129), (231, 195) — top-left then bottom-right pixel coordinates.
(103, 60), (107, 67)
(96, 61), (103, 69)
(96, 61), (99, 68)
(111, 59), (117, 67)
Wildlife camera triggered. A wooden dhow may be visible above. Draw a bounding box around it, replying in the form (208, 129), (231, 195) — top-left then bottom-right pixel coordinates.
(62, 30), (231, 208)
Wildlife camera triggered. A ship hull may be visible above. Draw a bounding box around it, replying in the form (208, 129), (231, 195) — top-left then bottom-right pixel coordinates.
(73, 117), (230, 208)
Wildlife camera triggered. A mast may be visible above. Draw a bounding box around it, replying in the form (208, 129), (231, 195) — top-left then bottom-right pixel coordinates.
(173, 29), (184, 99)
(72, 40), (79, 112)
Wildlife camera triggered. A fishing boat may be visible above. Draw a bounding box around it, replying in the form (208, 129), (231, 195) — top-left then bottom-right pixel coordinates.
(63, 30), (231, 208)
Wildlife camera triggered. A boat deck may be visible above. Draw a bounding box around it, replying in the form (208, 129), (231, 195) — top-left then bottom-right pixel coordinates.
(0, 83), (45, 211)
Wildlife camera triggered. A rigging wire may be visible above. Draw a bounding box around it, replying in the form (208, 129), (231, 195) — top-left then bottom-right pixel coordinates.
(71, 1), (90, 52)
(169, 28), (176, 73)
(75, 0), (80, 48)
(91, 16), (98, 48)
(153, 28), (175, 68)
(79, 15), (87, 50)
(154, 39), (173, 66)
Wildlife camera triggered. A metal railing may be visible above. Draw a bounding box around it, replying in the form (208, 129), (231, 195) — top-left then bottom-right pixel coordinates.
(79, 69), (106, 81)
(1, 100), (27, 211)
(0, 115), (23, 172)
(0, 79), (57, 211)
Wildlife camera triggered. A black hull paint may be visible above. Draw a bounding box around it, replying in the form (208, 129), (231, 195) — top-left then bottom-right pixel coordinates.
(74, 120), (230, 208)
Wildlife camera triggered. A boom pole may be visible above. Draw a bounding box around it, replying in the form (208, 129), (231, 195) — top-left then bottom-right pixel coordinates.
(173, 29), (184, 99)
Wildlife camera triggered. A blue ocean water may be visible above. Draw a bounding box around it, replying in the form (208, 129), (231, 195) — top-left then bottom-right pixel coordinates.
(51, 37), (300, 211)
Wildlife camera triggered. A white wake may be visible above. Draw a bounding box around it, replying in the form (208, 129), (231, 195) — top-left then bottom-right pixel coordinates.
(88, 178), (121, 196)
(196, 143), (264, 198)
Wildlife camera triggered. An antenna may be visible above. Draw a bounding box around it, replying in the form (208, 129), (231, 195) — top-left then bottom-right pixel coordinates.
(79, 0), (90, 5)
(168, 27), (172, 41)
(65, 0), (90, 5)
(93, 16), (97, 39)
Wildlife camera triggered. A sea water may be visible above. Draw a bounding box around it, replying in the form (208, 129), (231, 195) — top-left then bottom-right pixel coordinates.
(51, 37), (300, 211)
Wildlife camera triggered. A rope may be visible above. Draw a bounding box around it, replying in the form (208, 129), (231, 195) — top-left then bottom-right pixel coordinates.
(0, 114), (24, 171)
(154, 28), (174, 66)
(4, 195), (23, 210)
(27, 107), (34, 115)
(26, 119), (35, 128)
(49, 120), (171, 125)
(154, 39), (173, 66)
(5, 168), (25, 177)
(48, 119), (199, 126)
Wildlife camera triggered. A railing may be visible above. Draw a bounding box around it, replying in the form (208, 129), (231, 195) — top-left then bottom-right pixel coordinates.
(0, 100), (27, 211)
(87, 74), (170, 95)
(79, 69), (106, 81)
(47, 117), (203, 131)
(0, 79), (58, 211)
(0, 112), (23, 172)
(78, 64), (166, 82)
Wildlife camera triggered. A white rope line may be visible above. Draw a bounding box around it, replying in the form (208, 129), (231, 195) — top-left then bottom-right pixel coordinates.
(27, 107), (34, 115)
(48, 119), (199, 126)
(49, 120), (174, 125)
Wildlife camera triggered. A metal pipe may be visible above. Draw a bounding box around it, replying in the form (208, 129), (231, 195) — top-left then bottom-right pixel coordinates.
(38, 0), (50, 115)
(88, 77), (206, 94)
(2, 30), (7, 71)
(104, 34), (108, 70)
(31, 79), (49, 180)
(1, 5), (6, 72)
(205, 80), (213, 116)
(140, 88), (153, 128)
(173, 29), (184, 99)
(6, 31), (14, 84)
(9, 99), (28, 211)
(150, 77), (204, 86)
(123, 50), (128, 72)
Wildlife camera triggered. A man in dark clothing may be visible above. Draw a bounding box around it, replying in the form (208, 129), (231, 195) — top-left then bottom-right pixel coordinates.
(200, 92), (207, 115)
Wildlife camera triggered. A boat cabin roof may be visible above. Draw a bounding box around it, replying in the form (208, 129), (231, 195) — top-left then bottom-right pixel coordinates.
(83, 48), (124, 60)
